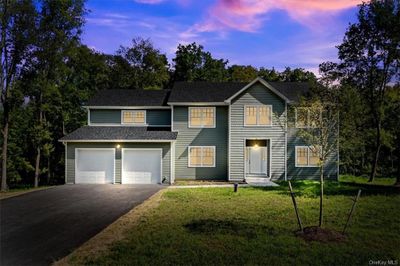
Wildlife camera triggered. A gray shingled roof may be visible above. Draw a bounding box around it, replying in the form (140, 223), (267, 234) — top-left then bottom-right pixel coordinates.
(86, 89), (170, 106)
(169, 81), (311, 103)
(169, 82), (247, 103)
(59, 126), (177, 141)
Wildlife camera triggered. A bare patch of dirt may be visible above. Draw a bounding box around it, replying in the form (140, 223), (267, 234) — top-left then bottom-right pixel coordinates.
(296, 226), (347, 243)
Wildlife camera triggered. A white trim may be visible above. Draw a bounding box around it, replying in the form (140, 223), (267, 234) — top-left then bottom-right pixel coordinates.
(168, 102), (228, 106)
(171, 142), (175, 184)
(84, 106), (171, 110)
(188, 107), (216, 128)
(243, 138), (272, 178)
(88, 123), (169, 127)
(295, 146), (319, 167)
(243, 105), (273, 127)
(171, 105), (175, 132)
(64, 142), (67, 184)
(75, 148), (116, 184)
(188, 146), (216, 168)
(87, 108), (91, 126)
(121, 110), (146, 125)
(284, 102), (288, 181)
(225, 77), (290, 103)
(59, 139), (176, 143)
(121, 148), (163, 184)
(228, 104), (231, 180)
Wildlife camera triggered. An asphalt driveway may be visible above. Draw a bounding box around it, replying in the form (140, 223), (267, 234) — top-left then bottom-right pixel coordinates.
(0, 184), (163, 266)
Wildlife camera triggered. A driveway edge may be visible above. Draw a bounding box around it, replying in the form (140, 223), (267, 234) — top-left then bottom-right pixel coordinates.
(53, 188), (166, 266)
(0, 186), (55, 200)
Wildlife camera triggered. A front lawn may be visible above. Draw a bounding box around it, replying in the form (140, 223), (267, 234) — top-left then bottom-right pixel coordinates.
(69, 181), (399, 265)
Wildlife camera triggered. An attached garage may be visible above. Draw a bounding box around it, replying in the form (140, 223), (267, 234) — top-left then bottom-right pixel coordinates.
(122, 149), (162, 184)
(75, 149), (115, 184)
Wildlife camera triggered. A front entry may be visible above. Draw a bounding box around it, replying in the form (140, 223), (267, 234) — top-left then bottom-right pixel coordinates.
(246, 139), (269, 176)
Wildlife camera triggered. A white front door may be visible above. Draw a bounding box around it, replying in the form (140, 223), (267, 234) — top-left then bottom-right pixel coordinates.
(246, 147), (267, 175)
(76, 149), (115, 184)
(122, 149), (162, 184)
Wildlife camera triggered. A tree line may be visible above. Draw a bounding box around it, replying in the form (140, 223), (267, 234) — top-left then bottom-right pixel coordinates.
(1, 0), (399, 190)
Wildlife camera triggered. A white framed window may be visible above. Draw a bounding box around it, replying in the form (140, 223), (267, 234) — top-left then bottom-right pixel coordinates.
(244, 105), (272, 126)
(295, 146), (320, 167)
(188, 107), (215, 128)
(188, 146), (216, 167)
(295, 108), (321, 128)
(121, 110), (146, 125)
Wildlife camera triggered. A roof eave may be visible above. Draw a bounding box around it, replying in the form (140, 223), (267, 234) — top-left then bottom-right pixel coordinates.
(224, 77), (290, 104)
(167, 102), (228, 106)
(59, 139), (176, 143)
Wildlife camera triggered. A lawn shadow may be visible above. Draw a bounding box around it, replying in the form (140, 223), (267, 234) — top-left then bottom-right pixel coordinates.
(184, 219), (278, 239)
(249, 180), (399, 197)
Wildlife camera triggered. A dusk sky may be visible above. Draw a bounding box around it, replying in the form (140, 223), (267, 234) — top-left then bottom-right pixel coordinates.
(82, 0), (363, 74)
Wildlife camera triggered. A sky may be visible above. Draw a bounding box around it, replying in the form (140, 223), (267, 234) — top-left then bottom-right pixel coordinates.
(82, 0), (363, 74)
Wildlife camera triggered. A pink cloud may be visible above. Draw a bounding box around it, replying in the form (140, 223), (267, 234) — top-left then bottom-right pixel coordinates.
(193, 0), (363, 33)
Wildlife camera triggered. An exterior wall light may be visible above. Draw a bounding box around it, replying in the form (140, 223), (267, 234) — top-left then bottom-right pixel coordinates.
(116, 144), (121, 149)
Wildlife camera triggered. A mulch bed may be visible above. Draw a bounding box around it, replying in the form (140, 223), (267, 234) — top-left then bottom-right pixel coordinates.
(296, 226), (347, 243)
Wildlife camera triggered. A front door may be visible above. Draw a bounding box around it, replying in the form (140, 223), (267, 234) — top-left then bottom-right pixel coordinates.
(246, 147), (267, 175)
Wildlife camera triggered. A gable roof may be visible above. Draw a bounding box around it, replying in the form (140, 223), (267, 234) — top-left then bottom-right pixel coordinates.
(85, 89), (170, 107)
(169, 78), (311, 104)
(59, 126), (177, 142)
(168, 81), (246, 104)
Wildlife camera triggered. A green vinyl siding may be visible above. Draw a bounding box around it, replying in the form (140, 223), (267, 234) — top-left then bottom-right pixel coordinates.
(66, 142), (171, 184)
(147, 110), (171, 126)
(229, 82), (286, 181)
(173, 106), (228, 180)
(90, 110), (121, 124)
(89, 109), (171, 126)
(287, 128), (338, 180)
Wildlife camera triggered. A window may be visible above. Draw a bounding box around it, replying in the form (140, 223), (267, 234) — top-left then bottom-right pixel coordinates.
(122, 110), (146, 125)
(296, 146), (320, 167)
(295, 108), (321, 128)
(188, 146), (215, 167)
(244, 105), (272, 126)
(189, 107), (215, 128)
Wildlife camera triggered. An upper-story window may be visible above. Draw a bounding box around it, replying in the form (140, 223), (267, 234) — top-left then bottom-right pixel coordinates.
(244, 105), (272, 126)
(295, 108), (321, 128)
(122, 110), (146, 125)
(188, 107), (215, 128)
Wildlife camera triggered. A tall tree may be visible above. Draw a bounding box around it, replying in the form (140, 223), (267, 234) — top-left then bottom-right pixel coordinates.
(26, 0), (86, 187)
(173, 42), (228, 82)
(330, 0), (400, 182)
(114, 37), (169, 90)
(0, 0), (36, 191)
(228, 65), (258, 82)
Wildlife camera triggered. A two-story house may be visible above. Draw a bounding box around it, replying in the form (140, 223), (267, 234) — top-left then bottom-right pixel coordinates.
(59, 77), (338, 184)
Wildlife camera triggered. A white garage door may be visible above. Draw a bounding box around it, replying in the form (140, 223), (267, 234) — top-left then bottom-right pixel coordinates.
(122, 149), (162, 184)
(76, 149), (115, 184)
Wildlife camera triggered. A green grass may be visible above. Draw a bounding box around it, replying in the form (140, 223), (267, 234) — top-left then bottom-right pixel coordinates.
(76, 181), (400, 266)
(339, 174), (397, 186)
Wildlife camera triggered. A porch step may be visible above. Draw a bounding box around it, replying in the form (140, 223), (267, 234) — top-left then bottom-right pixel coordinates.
(246, 177), (279, 187)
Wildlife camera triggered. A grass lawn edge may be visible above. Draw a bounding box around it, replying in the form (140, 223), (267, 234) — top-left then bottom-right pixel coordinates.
(53, 189), (167, 266)
(0, 186), (55, 200)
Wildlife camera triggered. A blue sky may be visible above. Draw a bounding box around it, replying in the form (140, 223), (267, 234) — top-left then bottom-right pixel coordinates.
(82, 0), (362, 74)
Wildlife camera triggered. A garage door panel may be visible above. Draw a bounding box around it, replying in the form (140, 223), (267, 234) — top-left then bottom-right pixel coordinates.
(76, 149), (114, 184)
(122, 149), (161, 184)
